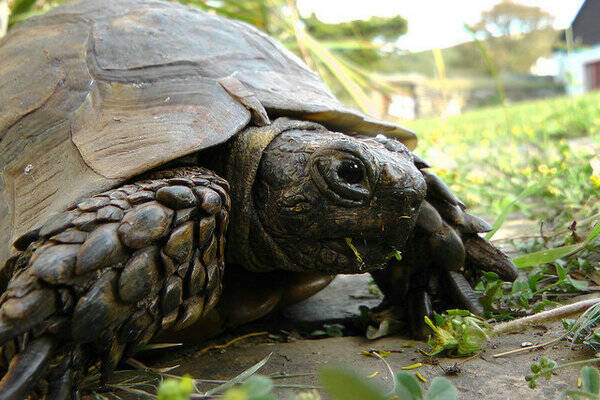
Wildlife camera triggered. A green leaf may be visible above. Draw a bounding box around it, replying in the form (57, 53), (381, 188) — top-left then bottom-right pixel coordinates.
(9, 0), (36, 16)
(205, 353), (272, 396)
(566, 277), (589, 291)
(513, 243), (584, 268)
(319, 366), (387, 400)
(556, 263), (567, 281)
(425, 377), (458, 400)
(485, 183), (543, 240)
(584, 222), (600, 244)
(395, 373), (424, 400)
(581, 367), (600, 395)
(240, 376), (273, 397)
(561, 390), (600, 399)
(158, 376), (195, 400)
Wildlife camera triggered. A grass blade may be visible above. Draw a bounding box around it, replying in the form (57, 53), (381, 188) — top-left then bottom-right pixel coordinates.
(202, 353), (272, 396)
(486, 183), (544, 240)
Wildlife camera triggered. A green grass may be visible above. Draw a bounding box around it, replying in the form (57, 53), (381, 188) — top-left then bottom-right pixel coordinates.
(404, 92), (600, 316)
(406, 92), (600, 233)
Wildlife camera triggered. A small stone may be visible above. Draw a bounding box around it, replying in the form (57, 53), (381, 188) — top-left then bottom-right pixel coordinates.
(50, 228), (88, 244)
(40, 211), (77, 237)
(127, 190), (155, 204)
(118, 202), (173, 248)
(30, 244), (79, 284)
(161, 276), (183, 315)
(97, 205), (124, 221)
(164, 222), (194, 264)
(156, 186), (197, 209)
(77, 196), (110, 211)
(118, 247), (160, 303)
(76, 223), (127, 274)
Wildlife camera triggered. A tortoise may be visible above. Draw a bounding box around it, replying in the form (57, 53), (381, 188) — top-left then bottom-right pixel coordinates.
(0, 0), (518, 398)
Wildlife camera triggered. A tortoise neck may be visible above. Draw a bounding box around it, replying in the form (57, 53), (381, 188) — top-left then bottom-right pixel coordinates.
(222, 118), (325, 272)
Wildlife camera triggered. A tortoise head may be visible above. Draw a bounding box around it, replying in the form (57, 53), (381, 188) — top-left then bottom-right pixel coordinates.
(226, 119), (426, 274)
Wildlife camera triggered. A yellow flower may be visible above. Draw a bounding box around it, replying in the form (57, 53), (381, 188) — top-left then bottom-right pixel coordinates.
(591, 175), (600, 188)
(523, 126), (535, 137)
(548, 186), (561, 196)
(511, 126), (522, 135)
(537, 164), (556, 175)
(224, 389), (248, 400)
(520, 167), (532, 175)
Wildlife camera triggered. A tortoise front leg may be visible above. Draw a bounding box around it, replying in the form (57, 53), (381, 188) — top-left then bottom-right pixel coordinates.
(0, 167), (230, 399)
(371, 166), (518, 338)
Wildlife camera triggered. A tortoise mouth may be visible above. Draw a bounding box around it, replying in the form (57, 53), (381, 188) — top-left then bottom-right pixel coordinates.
(288, 235), (401, 274)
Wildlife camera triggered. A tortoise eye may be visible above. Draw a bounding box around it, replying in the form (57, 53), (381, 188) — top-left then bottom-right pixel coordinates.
(337, 160), (364, 184)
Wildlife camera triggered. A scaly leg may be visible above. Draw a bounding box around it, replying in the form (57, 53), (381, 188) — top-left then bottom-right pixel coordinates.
(0, 167), (230, 399)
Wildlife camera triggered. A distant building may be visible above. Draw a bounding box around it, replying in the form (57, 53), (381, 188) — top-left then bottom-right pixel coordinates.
(556, 0), (600, 94)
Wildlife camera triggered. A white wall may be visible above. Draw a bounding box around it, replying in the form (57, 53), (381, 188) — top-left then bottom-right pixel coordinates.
(556, 45), (600, 95)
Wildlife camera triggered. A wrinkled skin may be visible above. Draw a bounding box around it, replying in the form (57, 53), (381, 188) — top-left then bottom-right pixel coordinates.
(0, 121), (517, 399)
(253, 129), (425, 274)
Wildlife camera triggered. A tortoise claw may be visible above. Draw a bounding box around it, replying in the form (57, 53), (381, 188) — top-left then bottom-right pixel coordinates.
(464, 234), (518, 281)
(446, 271), (484, 316)
(408, 290), (434, 339)
(0, 336), (56, 400)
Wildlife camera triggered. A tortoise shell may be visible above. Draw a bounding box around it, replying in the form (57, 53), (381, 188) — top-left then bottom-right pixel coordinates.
(0, 0), (415, 265)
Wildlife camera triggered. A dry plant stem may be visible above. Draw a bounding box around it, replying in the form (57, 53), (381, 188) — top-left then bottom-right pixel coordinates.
(493, 298), (600, 335)
(492, 337), (561, 358)
(197, 331), (269, 355)
(492, 298), (600, 358)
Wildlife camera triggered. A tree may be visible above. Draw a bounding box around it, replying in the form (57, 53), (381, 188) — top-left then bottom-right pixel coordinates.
(304, 12), (407, 65)
(467, 0), (558, 73)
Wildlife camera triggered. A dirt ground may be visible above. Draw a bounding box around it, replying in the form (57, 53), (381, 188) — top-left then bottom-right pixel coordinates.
(105, 273), (596, 400)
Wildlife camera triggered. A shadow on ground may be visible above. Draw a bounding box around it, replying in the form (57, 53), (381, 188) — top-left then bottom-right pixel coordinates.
(106, 273), (593, 400)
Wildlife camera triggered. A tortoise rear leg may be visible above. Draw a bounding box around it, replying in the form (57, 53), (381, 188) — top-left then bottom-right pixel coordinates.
(0, 167), (230, 399)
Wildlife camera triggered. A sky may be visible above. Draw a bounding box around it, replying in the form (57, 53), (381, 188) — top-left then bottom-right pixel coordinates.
(297, 0), (586, 52)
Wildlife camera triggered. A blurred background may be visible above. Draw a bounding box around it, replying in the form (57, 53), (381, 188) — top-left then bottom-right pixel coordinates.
(2, 0), (600, 307)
